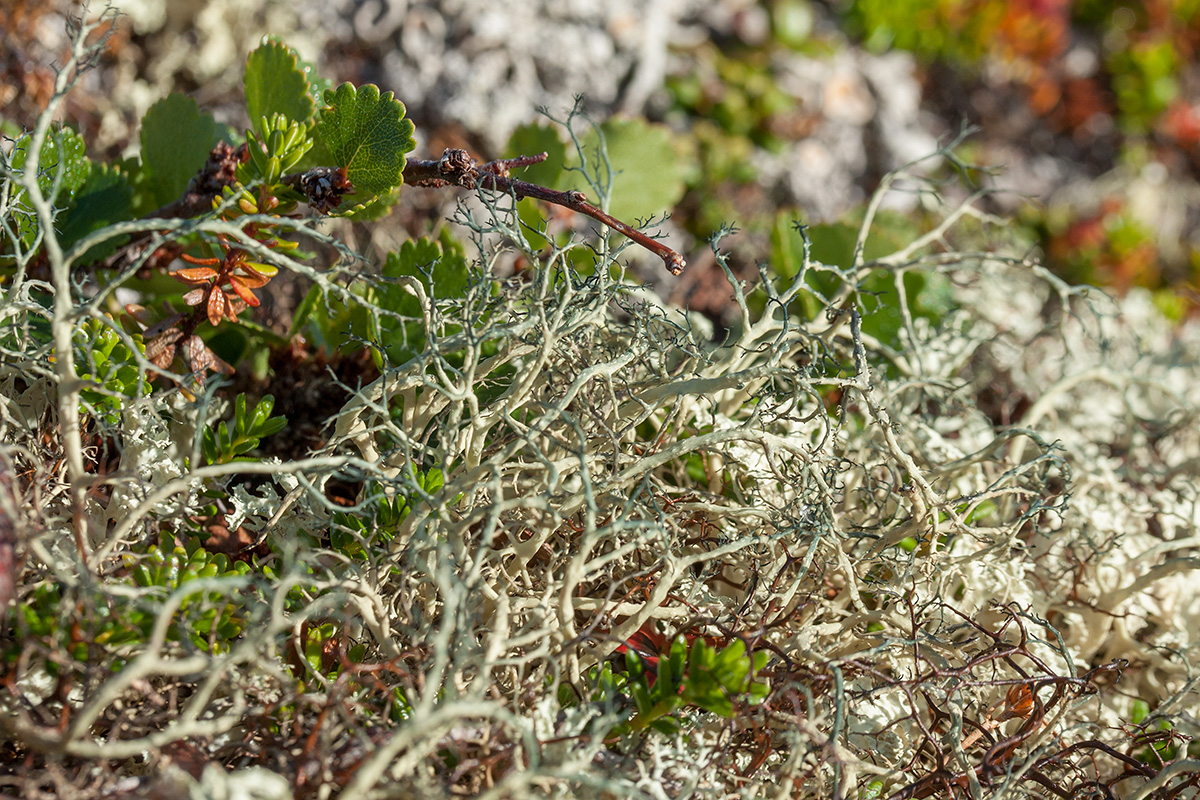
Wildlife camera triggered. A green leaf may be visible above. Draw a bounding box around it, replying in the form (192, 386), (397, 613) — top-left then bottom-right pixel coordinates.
(503, 122), (567, 189)
(8, 126), (91, 250)
(420, 468), (444, 493)
(630, 680), (653, 718)
(290, 284), (322, 337)
(333, 187), (401, 220)
(316, 83), (415, 200)
(694, 690), (734, 719)
(256, 416), (287, 438)
(141, 93), (222, 208)
(381, 235), (470, 303)
(664, 637), (687, 694)
(234, 394), (249, 435)
(861, 780), (886, 800)
(649, 717), (680, 736)
(572, 117), (687, 222)
(373, 234), (470, 365)
(711, 640), (750, 689)
(250, 394), (275, 429)
(690, 638), (715, 670)
(244, 40), (316, 129)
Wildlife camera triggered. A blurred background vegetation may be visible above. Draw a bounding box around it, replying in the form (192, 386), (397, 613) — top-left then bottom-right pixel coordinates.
(3, 0), (1198, 314)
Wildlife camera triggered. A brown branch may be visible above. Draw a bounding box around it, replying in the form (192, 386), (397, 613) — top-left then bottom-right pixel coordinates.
(100, 145), (688, 276)
(402, 148), (687, 275)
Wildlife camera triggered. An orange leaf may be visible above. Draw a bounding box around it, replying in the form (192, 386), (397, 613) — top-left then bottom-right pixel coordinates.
(1003, 683), (1035, 720)
(179, 253), (220, 266)
(226, 294), (246, 322)
(176, 266), (220, 283)
(233, 270), (270, 289)
(228, 277), (261, 307)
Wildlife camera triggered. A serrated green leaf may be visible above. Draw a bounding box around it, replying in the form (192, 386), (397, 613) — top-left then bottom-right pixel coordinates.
(381, 236), (470, 302)
(11, 126), (90, 201)
(9, 127), (91, 250)
(317, 83), (415, 199)
(141, 93), (221, 208)
(374, 235), (470, 365)
(244, 41), (315, 128)
(330, 187), (400, 220)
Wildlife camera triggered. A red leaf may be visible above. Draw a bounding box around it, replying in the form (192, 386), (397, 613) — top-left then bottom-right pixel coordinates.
(228, 277), (261, 307)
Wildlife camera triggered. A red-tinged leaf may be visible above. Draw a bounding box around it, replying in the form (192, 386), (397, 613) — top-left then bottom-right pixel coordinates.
(176, 266), (220, 283)
(123, 304), (156, 328)
(233, 269), (271, 288)
(179, 253), (220, 266)
(145, 327), (184, 369)
(625, 629), (667, 659)
(241, 261), (278, 278)
(228, 277), (261, 307)
(207, 287), (228, 326)
(182, 288), (207, 306)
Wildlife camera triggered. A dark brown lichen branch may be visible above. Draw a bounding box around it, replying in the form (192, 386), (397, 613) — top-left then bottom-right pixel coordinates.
(403, 148), (687, 275)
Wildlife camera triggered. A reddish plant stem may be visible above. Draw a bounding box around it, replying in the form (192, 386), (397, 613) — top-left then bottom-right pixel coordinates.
(403, 149), (687, 275)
